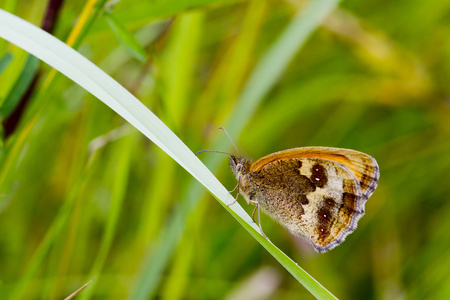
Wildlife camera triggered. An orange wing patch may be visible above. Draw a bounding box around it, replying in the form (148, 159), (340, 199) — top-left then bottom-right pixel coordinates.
(251, 147), (379, 200)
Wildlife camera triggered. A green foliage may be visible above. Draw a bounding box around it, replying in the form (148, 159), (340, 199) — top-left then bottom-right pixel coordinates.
(1, 0), (450, 299)
(104, 12), (148, 62)
(0, 55), (39, 119)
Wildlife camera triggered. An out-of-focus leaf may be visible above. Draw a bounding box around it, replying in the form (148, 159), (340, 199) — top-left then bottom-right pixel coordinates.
(0, 52), (13, 74)
(104, 12), (147, 62)
(0, 54), (39, 119)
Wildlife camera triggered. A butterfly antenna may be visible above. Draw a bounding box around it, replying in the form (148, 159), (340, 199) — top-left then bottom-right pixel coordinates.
(218, 126), (241, 157)
(195, 149), (232, 156)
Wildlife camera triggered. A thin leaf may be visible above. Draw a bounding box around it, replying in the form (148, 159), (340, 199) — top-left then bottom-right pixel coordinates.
(131, 0), (341, 299)
(64, 281), (92, 300)
(0, 51), (13, 74)
(0, 54), (39, 119)
(104, 12), (147, 62)
(0, 2), (339, 299)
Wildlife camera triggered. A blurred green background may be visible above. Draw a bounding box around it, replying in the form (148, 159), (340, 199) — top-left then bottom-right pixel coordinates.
(1, 0), (449, 299)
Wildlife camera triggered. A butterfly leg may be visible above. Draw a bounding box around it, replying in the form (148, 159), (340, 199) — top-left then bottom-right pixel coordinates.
(227, 191), (240, 207)
(251, 205), (257, 222)
(228, 183), (239, 193)
(250, 199), (259, 221)
(252, 203), (268, 239)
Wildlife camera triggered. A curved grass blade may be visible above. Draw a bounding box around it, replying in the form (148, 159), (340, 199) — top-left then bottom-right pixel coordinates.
(0, 2), (339, 298)
(131, 0), (341, 299)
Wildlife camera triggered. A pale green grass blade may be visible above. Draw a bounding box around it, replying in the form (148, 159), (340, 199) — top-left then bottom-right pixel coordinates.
(0, 1), (339, 298)
(1, 21), (166, 299)
(0, 9), (217, 190)
(0, 3), (255, 288)
(131, 0), (340, 299)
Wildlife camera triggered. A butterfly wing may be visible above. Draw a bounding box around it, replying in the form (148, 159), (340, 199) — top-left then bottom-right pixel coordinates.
(251, 147), (379, 201)
(250, 147), (379, 252)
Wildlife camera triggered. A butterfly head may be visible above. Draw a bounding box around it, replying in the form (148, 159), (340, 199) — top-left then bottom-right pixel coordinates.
(229, 155), (251, 177)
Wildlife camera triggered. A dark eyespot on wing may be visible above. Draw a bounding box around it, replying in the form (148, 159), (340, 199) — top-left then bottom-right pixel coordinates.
(325, 197), (335, 207)
(311, 163), (327, 188)
(318, 207), (331, 223)
(317, 226), (330, 240)
(316, 205), (335, 242)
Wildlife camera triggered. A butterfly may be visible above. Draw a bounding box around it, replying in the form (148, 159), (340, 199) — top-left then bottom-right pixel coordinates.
(199, 128), (380, 253)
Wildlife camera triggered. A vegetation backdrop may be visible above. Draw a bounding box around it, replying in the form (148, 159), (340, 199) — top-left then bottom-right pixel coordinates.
(0, 0), (449, 299)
